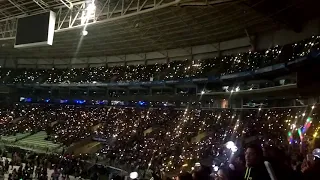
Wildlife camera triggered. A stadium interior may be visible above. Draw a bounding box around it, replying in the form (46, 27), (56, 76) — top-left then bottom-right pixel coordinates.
(0, 0), (320, 180)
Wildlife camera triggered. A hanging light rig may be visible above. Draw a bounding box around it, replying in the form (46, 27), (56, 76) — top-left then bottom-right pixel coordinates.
(81, 0), (96, 25)
(80, 0), (96, 36)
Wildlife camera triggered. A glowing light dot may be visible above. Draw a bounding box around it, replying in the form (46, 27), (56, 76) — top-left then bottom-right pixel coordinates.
(130, 172), (138, 179)
(82, 30), (88, 36)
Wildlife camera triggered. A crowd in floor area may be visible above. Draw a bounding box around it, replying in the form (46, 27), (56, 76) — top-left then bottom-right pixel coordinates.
(0, 104), (320, 180)
(0, 156), (88, 180)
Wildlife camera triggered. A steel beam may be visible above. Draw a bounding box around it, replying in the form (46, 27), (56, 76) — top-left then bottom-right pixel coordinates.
(180, 0), (239, 6)
(32, 0), (49, 10)
(59, 0), (73, 9)
(0, 19), (17, 40)
(8, 0), (27, 14)
(0, 0), (181, 40)
(0, 0), (241, 41)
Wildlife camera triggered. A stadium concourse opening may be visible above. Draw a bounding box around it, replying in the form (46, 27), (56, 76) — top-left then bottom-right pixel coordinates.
(1, 0), (320, 180)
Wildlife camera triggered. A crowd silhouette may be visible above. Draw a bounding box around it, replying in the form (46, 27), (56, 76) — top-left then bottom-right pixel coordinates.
(0, 104), (319, 179)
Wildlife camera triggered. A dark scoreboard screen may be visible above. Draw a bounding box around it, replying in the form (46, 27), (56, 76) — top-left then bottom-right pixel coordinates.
(15, 11), (55, 48)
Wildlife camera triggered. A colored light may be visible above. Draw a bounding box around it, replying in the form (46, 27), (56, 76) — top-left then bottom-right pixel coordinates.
(74, 100), (86, 104)
(138, 101), (146, 106)
(60, 100), (68, 103)
(307, 117), (312, 122)
(25, 98), (32, 102)
(314, 132), (318, 138)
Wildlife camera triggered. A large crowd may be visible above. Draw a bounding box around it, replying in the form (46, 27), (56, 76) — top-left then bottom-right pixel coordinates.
(0, 35), (318, 179)
(0, 104), (319, 179)
(0, 36), (318, 84)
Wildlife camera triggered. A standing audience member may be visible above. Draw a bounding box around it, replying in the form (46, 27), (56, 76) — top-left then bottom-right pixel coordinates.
(177, 172), (193, 180)
(244, 144), (270, 180)
(51, 167), (60, 180)
(216, 166), (231, 180)
(193, 165), (211, 180)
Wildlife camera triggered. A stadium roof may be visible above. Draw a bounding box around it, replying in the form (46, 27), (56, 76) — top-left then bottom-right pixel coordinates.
(0, 0), (319, 58)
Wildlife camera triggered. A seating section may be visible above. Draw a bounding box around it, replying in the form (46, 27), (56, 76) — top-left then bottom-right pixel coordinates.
(17, 131), (61, 150)
(0, 36), (318, 175)
(0, 104), (318, 171)
(0, 36), (319, 84)
(0, 133), (30, 143)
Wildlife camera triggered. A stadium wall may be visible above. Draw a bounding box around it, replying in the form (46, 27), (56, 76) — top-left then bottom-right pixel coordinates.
(0, 19), (319, 69)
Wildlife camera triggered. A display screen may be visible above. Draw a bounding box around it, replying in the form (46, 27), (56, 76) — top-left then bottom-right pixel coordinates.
(15, 11), (55, 48)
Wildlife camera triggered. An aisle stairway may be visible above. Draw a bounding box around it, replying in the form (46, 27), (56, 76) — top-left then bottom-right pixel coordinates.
(1, 133), (31, 143)
(16, 131), (62, 152)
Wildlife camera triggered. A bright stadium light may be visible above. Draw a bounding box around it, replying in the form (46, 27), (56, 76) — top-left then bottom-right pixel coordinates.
(86, 0), (96, 20)
(130, 172), (138, 179)
(81, 0), (96, 25)
(87, 3), (96, 12)
(82, 30), (88, 36)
